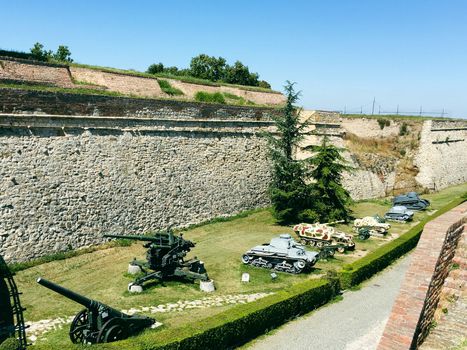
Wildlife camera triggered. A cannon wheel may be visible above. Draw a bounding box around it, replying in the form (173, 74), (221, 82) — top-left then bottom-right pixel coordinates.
(97, 318), (128, 343)
(69, 309), (89, 344)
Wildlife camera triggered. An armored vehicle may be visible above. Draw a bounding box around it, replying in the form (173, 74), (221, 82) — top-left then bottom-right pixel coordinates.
(242, 234), (319, 274)
(393, 192), (430, 210)
(384, 206), (414, 222)
(105, 230), (209, 291)
(0, 255), (27, 350)
(353, 216), (391, 239)
(293, 223), (355, 252)
(37, 277), (155, 344)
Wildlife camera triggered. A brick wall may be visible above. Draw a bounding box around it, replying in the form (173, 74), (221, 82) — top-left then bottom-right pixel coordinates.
(378, 201), (467, 350)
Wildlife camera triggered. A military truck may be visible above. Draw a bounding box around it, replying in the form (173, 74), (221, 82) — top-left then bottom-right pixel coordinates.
(393, 192), (430, 210)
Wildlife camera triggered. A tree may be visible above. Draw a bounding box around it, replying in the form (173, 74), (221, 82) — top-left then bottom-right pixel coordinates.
(189, 54), (226, 81)
(54, 45), (73, 62)
(266, 81), (353, 225)
(224, 61), (259, 86)
(265, 82), (314, 224)
(147, 63), (164, 74)
(30, 42), (51, 61)
(305, 139), (353, 222)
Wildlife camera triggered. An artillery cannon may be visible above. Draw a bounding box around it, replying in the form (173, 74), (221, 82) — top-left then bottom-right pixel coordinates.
(36, 277), (155, 344)
(104, 230), (209, 291)
(0, 254), (27, 350)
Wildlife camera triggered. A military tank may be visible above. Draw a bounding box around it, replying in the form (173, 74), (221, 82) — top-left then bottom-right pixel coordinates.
(353, 215), (391, 239)
(393, 192), (430, 210)
(293, 222), (355, 252)
(242, 234), (319, 274)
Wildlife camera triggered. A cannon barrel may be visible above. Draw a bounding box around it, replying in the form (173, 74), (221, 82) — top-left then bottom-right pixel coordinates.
(104, 233), (177, 248)
(36, 277), (127, 318)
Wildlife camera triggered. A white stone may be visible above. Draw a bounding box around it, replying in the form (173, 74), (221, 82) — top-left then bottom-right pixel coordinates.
(241, 273), (250, 282)
(200, 279), (216, 292)
(128, 283), (143, 293)
(127, 264), (142, 275)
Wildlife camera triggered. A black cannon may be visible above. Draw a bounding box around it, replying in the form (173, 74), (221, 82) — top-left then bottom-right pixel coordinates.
(0, 254), (27, 350)
(104, 230), (209, 290)
(36, 277), (155, 344)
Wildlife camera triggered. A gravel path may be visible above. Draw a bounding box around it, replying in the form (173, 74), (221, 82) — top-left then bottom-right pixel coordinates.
(244, 254), (412, 350)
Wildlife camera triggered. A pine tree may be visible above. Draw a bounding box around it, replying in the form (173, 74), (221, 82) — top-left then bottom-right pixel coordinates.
(305, 138), (353, 222)
(266, 82), (353, 224)
(265, 82), (314, 224)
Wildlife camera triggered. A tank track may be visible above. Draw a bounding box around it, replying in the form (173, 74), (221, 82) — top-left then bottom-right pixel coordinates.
(242, 255), (309, 274)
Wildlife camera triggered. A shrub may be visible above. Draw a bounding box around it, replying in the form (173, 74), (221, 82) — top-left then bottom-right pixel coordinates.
(157, 79), (184, 96)
(0, 338), (19, 350)
(194, 91), (226, 104)
(399, 122), (409, 136)
(377, 118), (390, 129)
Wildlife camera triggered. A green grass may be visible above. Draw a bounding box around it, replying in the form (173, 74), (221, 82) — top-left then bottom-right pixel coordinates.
(17, 182), (467, 349)
(157, 79), (184, 96)
(194, 91), (226, 104)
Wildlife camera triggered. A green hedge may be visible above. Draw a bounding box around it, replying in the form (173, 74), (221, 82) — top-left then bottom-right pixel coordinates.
(101, 278), (338, 350)
(338, 193), (467, 289)
(194, 91), (226, 104)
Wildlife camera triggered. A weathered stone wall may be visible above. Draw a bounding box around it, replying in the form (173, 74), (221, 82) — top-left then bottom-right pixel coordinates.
(0, 88), (279, 121)
(0, 113), (273, 262)
(378, 202), (467, 350)
(0, 57), (285, 105)
(415, 120), (467, 191)
(0, 58), (74, 87)
(302, 111), (467, 200)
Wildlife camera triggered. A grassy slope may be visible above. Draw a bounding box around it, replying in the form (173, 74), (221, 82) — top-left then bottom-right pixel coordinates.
(18, 182), (467, 349)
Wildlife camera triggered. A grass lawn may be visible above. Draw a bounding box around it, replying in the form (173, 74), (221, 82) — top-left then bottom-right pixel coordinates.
(15, 182), (467, 349)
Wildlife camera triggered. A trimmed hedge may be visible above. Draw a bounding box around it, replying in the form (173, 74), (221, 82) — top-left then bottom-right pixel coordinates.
(102, 278), (338, 350)
(338, 193), (467, 289)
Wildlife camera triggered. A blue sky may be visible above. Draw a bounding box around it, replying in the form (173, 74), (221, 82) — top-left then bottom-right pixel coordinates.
(2, 0), (466, 117)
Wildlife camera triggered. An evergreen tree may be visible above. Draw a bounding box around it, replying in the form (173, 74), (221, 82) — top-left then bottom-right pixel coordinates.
(305, 138), (353, 222)
(265, 82), (314, 224)
(266, 82), (353, 224)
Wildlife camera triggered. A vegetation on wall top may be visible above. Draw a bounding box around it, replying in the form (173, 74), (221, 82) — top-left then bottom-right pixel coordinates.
(147, 53), (271, 89)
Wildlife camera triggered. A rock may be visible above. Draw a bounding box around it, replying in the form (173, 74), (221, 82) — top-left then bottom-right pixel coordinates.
(128, 283), (143, 293)
(200, 279), (216, 293)
(128, 264), (142, 275)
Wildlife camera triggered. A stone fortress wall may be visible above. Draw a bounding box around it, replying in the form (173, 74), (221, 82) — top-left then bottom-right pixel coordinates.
(0, 90), (466, 262)
(0, 91), (279, 262)
(0, 57), (286, 105)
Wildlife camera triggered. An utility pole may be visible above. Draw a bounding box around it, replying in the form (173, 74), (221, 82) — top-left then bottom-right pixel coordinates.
(371, 97), (376, 115)
(360, 106), (363, 114)
(441, 108), (445, 118)
(396, 105), (399, 115)
(378, 105), (381, 114)
(344, 105), (346, 114)
(419, 106), (422, 116)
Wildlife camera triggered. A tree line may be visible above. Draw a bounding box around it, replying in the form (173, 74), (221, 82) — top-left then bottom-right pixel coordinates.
(147, 54), (271, 89)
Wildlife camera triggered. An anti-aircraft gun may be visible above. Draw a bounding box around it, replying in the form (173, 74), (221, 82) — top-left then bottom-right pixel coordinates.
(0, 254), (27, 350)
(36, 277), (155, 344)
(104, 230), (209, 291)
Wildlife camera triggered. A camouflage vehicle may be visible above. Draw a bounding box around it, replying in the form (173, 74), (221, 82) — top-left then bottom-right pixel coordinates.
(353, 215), (391, 239)
(293, 223), (355, 252)
(393, 192), (430, 210)
(384, 206), (414, 222)
(242, 234), (319, 274)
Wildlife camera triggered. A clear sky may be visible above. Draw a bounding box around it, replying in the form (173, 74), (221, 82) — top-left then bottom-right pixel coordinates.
(2, 0), (466, 118)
